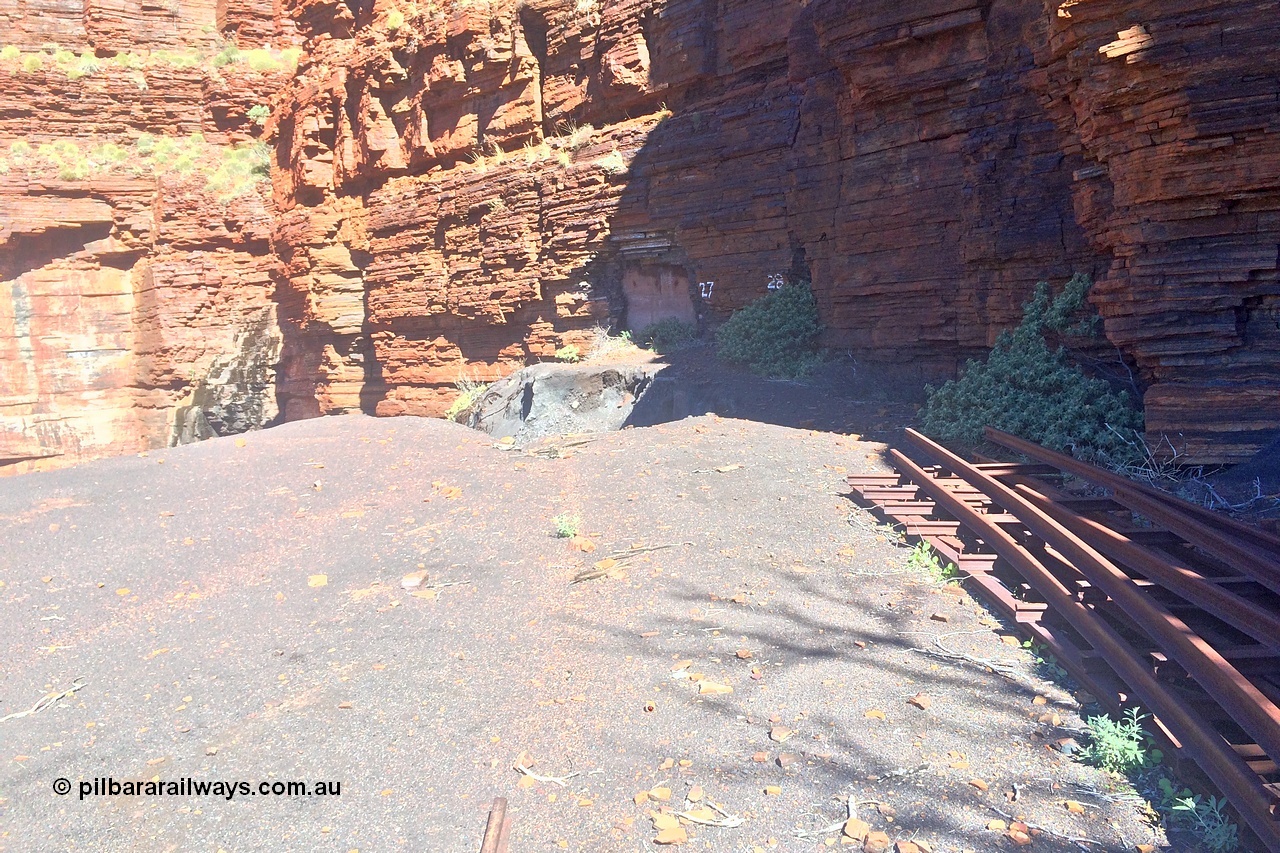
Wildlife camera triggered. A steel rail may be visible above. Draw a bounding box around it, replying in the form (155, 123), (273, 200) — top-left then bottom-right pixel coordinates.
(886, 445), (1280, 849)
(479, 796), (511, 853)
(905, 429), (1280, 766)
(985, 428), (1280, 592)
(1012, 482), (1280, 652)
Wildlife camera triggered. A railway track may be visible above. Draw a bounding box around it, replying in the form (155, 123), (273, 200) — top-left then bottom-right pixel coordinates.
(847, 427), (1280, 851)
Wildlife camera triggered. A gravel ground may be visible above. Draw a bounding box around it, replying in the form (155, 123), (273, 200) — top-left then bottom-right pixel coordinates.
(0, 413), (1165, 852)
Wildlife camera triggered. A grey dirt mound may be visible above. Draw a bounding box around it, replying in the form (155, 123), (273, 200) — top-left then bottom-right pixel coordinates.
(0, 414), (1163, 852)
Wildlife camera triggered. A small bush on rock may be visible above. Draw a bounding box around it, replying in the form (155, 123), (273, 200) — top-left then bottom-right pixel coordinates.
(920, 274), (1143, 465)
(715, 282), (822, 379)
(637, 318), (697, 353)
(554, 345), (581, 363)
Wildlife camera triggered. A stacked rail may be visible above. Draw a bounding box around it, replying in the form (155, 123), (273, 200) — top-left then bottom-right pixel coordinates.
(847, 428), (1280, 851)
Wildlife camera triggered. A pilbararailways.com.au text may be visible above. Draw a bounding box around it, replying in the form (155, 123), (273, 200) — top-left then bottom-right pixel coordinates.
(57, 777), (342, 801)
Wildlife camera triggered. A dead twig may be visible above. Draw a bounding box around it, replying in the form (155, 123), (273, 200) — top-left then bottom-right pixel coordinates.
(570, 542), (691, 584)
(906, 630), (1021, 678)
(795, 797), (885, 838)
(0, 677), (87, 724)
(987, 805), (1103, 849)
(513, 762), (580, 787)
(676, 799), (744, 828)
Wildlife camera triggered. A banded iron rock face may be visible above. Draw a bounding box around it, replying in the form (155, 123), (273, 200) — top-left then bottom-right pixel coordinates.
(2, 0), (1278, 472)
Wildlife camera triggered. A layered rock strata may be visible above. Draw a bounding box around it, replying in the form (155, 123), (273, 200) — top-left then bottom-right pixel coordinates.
(4, 0), (1279, 470)
(0, 0), (294, 473)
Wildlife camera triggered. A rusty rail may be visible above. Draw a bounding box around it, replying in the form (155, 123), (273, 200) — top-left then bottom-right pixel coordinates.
(480, 796), (511, 853)
(848, 429), (1280, 851)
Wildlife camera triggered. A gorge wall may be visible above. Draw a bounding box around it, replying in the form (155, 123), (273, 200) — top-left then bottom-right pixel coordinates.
(3, 0), (1278, 471)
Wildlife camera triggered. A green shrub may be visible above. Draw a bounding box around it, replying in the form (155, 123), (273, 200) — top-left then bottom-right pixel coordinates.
(905, 541), (957, 584)
(715, 282), (822, 378)
(0, 45), (21, 63)
(385, 8), (405, 30)
(551, 513), (581, 538)
(212, 43), (242, 67)
(444, 375), (489, 421)
(111, 51), (145, 69)
(21, 53), (43, 72)
(204, 141), (270, 199)
(637, 318), (697, 353)
(1170, 793), (1238, 852)
(554, 345), (582, 363)
(152, 48), (202, 68)
(920, 274), (1143, 465)
(1078, 707), (1157, 775)
(247, 104), (271, 126)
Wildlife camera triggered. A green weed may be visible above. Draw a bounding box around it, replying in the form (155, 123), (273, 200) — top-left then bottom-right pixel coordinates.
(904, 541), (958, 584)
(551, 514), (581, 539)
(247, 104), (271, 126)
(1021, 639), (1070, 683)
(1078, 707), (1159, 775)
(444, 374), (490, 422)
(554, 345), (582, 363)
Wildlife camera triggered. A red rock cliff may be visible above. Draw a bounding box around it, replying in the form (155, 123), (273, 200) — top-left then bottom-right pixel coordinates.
(4, 0), (1279, 469)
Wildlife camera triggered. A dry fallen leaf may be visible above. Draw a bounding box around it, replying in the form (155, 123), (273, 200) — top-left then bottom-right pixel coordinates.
(842, 818), (870, 841)
(986, 819), (1007, 831)
(400, 570), (429, 590)
(649, 787), (672, 802)
(307, 574), (328, 588)
(1064, 799), (1085, 814)
(593, 557), (618, 571)
(864, 709), (886, 721)
(763, 785), (781, 795)
(698, 680), (733, 695)
(908, 693), (932, 710)
(569, 536), (597, 553)
(968, 779), (989, 792)
(686, 785), (704, 802)
(654, 827), (687, 845)
(735, 649), (753, 660)
(651, 812), (680, 831)
(769, 726), (793, 743)
(714, 464), (741, 473)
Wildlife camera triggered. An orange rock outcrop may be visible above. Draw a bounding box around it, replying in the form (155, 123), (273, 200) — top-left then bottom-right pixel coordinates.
(3, 0), (1278, 470)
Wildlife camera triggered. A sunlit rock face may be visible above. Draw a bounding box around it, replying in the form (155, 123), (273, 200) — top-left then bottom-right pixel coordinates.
(3, 0), (1278, 471)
